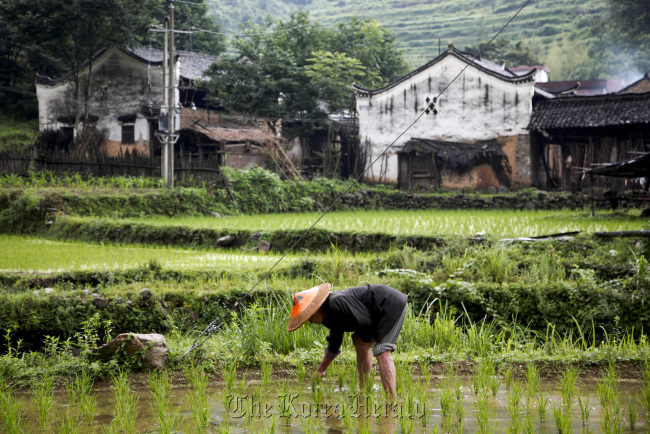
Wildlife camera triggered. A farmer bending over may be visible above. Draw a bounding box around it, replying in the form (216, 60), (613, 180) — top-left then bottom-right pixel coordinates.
(287, 283), (408, 399)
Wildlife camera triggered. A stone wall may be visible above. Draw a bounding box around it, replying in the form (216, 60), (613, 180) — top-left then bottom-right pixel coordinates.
(334, 189), (605, 211)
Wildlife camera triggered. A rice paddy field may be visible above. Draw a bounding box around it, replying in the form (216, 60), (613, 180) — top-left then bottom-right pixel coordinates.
(2, 194), (650, 432)
(0, 235), (292, 274)
(97, 208), (647, 238)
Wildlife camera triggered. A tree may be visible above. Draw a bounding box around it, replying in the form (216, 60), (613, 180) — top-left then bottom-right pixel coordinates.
(144, 0), (226, 55)
(204, 12), (329, 138)
(464, 38), (539, 68)
(204, 12), (408, 139)
(596, 0), (650, 74)
(305, 51), (367, 114)
(327, 17), (409, 88)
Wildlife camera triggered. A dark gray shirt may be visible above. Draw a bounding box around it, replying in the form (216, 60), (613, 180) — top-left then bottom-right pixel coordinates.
(321, 284), (408, 354)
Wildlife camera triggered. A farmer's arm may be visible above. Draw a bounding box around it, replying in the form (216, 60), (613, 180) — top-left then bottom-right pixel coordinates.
(316, 348), (339, 375)
(317, 329), (343, 375)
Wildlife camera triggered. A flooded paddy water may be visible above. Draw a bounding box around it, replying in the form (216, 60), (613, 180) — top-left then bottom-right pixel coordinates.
(6, 366), (649, 433)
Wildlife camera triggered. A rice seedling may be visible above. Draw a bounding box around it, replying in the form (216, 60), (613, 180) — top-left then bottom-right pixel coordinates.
(642, 358), (650, 428)
(221, 362), (237, 393)
(65, 379), (77, 406)
(31, 372), (55, 431)
(414, 380), (429, 426)
(261, 359), (272, 388)
(597, 364), (620, 408)
(600, 405), (623, 434)
(278, 392), (293, 425)
(339, 396), (355, 432)
(185, 363), (211, 431)
(489, 369), (502, 397)
(357, 417), (373, 434)
(624, 396), (637, 430)
(440, 387), (455, 420)
(507, 381), (524, 434)
(551, 403), (571, 434)
(148, 370), (180, 433)
(475, 392), (493, 434)
(0, 382), (25, 434)
(537, 390), (550, 422)
(522, 406), (534, 434)
(398, 411), (414, 434)
(58, 408), (79, 434)
(110, 370), (139, 434)
(312, 379), (325, 417)
(73, 371), (98, 426)
(559, 367), (578, 408)
(265, 415), (278, 433)
(454, 389), (465, 426)
(525, 363), (540, 396)
(577, 395), (592, 426)
(296, 361), (307, 384)
(504, 366), (514, 390)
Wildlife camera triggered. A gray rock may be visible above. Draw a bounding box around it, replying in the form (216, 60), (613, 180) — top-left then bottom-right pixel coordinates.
(82, 289), (92, 296)
(210, 211), (222, 218)
(33, 290), (40, 296)
(537, 190), (550, 197)
(487, 186), (497, 194)
(497, 186), (509, 194)
(140, 288), (152, 300)
(524, 201), (536, 210)
(216, 235), (235, 247)
(92, 298), (108, 309)
(249, 232), (262, 242)
(115, 297), (125, 304)
(43, 287), (55, 295)
(259, 240), (271, 253)
(89, 333), (168, 370)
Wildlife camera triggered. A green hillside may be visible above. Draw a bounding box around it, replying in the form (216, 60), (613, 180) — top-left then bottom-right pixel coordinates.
(206, 0), (606, 75)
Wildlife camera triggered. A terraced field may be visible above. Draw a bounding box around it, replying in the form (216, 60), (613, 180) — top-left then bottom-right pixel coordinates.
(208, 0), (605, 68)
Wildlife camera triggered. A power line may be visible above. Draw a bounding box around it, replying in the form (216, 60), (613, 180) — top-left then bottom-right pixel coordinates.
(0, 85), (37, 97)
(180, 0), (534, 358)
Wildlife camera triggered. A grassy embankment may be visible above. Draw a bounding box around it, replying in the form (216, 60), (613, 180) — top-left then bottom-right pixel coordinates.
(0, 116), (38, 151)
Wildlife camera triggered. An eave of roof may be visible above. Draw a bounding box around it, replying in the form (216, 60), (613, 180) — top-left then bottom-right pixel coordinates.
(185, 123), (279, 144)
(353, 47), (536, 97)
(528, 91), (650, 130)
(35, 47), (218, 86)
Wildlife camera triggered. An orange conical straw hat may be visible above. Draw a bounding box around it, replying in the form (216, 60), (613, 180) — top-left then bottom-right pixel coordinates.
(287, 283), (331, 331)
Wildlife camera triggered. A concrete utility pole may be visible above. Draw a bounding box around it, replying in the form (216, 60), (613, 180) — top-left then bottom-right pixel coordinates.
(166, 0), (176, 187)
(156, 0), (178, 188)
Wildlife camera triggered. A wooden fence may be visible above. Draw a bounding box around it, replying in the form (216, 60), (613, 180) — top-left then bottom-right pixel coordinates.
(0, 147), (225, 185)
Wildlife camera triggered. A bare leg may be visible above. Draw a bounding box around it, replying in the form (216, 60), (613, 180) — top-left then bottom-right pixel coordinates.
(376, 350), (396, 399)
(352, 333), (373, 390)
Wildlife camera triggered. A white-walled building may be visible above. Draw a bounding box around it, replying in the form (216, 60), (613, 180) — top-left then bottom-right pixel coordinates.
(354, 45), (537, 189)
(35, 47), (216, 157)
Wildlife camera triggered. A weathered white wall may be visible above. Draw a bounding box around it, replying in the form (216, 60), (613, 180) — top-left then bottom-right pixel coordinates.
(36, 48), (180, 157)
(357, 54), (535, 183)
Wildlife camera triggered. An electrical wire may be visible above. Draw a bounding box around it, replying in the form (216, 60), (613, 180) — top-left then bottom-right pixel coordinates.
(180, 0), (534, 359)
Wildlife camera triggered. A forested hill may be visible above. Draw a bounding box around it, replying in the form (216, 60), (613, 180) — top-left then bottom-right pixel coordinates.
(206, 0), (606, 76)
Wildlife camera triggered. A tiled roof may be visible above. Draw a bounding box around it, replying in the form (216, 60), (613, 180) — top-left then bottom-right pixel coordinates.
(130, 47), (219, 81)
(354, 47), (535, 97)
(35, 47), (219, 85)
(528, 92), (650, 130)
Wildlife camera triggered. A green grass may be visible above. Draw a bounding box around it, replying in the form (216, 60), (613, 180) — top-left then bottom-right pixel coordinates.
(0, 116), (38, 150)
(106, 209), (647, 238)
(0, 235), (291, 273)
